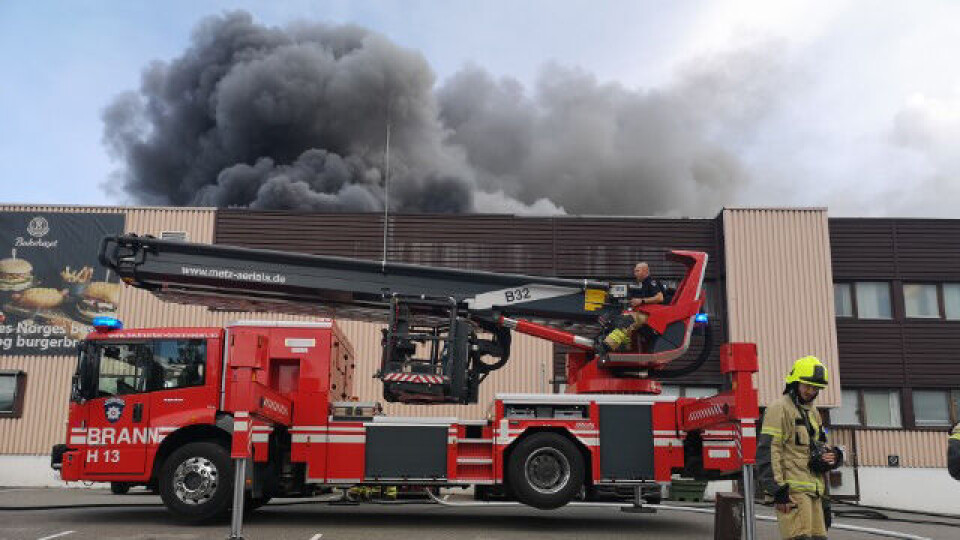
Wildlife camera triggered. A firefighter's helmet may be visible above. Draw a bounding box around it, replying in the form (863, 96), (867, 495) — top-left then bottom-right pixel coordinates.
(784, 356), (829, 388)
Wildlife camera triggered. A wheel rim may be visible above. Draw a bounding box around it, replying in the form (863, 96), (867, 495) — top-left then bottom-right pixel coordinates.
(173, 456), (220, 505)
(524, 447), (571, 495)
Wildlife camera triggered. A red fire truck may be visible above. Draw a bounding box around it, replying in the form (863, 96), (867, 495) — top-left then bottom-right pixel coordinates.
(52, 235), (758, 525)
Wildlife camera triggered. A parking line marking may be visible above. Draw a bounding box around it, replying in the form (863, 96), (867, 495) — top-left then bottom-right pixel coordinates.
(309, 534), (323, 540)
(38, 531), (75, 540)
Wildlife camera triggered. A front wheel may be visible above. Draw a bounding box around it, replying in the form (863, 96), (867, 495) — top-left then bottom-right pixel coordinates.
(159, 441), (233, 523)
(507, 432), (585, 510)
(110, 482), (131, 495)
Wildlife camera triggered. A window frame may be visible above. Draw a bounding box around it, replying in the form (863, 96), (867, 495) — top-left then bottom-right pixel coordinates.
(834, 282), (855, 318)
(853, 281), (893, 320)
(941, 283), (960, 321)
(829, 388), (904, 430)
(902, 283), (943, 320)
(830, 388), (863, 427)
(861, 388), (902, 428)
(0, 370), (27, 419)
(910, 388), (953, 427)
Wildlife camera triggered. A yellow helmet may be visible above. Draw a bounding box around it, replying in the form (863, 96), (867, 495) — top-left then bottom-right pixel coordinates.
(784, 356), (828, 388)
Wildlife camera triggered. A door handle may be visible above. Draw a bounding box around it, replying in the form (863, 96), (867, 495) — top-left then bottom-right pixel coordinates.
(133, 403), (143, 423)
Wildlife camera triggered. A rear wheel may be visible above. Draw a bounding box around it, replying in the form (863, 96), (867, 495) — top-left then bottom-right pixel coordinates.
(159, 441), (233, 523)
(507, 432), (584, 510)
(110, 482), (131, 495)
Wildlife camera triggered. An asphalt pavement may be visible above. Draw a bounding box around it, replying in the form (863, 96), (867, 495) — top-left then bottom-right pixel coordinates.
(0, 487), (957, 540)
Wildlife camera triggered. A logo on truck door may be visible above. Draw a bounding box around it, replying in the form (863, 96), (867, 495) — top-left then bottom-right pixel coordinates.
(104, 397), (125, 423)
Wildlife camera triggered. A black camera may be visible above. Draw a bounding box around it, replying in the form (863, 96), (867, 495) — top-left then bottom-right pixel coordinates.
(808, 442), (836, 473)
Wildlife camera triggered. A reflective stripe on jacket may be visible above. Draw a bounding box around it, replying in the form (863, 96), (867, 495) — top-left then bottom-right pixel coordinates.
(757, 394), (828, 497)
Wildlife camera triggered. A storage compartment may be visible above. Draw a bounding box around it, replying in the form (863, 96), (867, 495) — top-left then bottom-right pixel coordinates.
(599, 404), (654, 480)
(365, 425), (448, 479)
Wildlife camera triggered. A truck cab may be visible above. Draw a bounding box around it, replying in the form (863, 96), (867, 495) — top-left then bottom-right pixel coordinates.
(53, 318), (353, 521)
(55, 323), (223, 483)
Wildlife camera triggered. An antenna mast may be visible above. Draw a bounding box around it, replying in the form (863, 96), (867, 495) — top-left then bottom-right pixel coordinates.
(381, 100), (392, 272)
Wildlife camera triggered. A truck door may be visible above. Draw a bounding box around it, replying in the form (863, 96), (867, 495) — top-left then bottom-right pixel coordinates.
(83, 341), (152, 476)
(148, 338), (216, 433)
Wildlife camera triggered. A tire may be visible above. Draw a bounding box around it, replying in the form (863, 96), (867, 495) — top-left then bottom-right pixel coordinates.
(507, 432), (585, 510)
(159, 441), (234, 523)
(110, 482), (131, 495)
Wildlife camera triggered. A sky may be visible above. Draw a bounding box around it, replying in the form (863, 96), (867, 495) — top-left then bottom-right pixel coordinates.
(1, 1), (959, 217)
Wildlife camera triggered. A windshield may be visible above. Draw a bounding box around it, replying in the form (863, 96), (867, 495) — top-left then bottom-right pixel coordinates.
(71, 338), (208, 401)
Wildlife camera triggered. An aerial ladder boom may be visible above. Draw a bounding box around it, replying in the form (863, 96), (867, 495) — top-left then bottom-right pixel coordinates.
(99, 235), (710, 404)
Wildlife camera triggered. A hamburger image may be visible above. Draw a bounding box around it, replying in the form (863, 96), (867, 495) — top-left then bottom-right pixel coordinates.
(76, 281), (120, 322)
(0, 258), (33, 291)
(6, 287), (67, 317)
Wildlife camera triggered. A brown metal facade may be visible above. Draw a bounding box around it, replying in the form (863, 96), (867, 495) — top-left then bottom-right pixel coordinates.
(830, 218), (960, 388)
(828, 218), (960, 467)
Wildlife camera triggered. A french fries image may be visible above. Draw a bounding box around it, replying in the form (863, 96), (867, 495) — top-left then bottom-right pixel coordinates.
(60, 265), (94, 283)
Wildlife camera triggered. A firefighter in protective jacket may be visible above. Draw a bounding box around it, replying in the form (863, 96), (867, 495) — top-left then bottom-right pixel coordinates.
(596, 262), (665, 355)
(757, 356), (843, 540)
(949, 424), (960, 481)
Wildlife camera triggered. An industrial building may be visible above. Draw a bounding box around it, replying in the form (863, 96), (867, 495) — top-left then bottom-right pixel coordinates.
(0, 204), (956, 513)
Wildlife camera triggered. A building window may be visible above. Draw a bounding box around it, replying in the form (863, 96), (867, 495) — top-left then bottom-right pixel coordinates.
(855, 282), (892, 319)
(832, 388), (903, 428)
(944, 284), (960, 320)
(862, 389), (902, 428)
(912, 390), (952, 427)
(903, 284), (940, 319)
(833, 388), (862, 426)
(0, 370), (26, 418)
(834, 283), (853, 317)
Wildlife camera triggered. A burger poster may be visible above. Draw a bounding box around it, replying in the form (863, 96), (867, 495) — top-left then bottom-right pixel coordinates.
(0, 212), (125, 355)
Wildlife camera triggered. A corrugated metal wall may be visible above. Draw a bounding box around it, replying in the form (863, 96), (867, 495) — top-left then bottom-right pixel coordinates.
(722, 208), (841, 407)
(0, 356), (75, 454)
(214, 210), (724, 280)
(831, 428), (947, 468)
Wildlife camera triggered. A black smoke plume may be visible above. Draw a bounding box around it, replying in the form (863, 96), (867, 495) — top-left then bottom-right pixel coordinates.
(105, 11), (781, 215)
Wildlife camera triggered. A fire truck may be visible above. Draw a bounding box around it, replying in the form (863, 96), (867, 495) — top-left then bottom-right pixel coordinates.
(51, 235), (759, 525)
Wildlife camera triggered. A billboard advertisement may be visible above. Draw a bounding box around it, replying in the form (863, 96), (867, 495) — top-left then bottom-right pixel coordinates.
(0, 212), (126, 355)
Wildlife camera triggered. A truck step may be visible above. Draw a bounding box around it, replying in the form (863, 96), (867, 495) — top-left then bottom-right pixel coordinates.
(457, 457), (493, 465)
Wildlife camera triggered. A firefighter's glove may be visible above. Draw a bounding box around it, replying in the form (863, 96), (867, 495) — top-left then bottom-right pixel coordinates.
(773, 484), (791, 505)
(832, 446), (845, 469)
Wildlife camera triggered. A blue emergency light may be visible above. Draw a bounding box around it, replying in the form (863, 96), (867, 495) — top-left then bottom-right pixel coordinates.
(92, 316), (123, 332)
(694, 313), (709, 324)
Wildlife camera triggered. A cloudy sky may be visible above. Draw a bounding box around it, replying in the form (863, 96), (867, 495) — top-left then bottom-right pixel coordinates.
(1, 1), (958, 217)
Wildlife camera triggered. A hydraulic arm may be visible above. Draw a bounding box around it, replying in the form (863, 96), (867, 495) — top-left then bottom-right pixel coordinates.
(100, 235), (709, 404)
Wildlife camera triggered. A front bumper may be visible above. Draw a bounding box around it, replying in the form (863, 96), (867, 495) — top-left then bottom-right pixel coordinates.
(51, 444), (82, 480)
